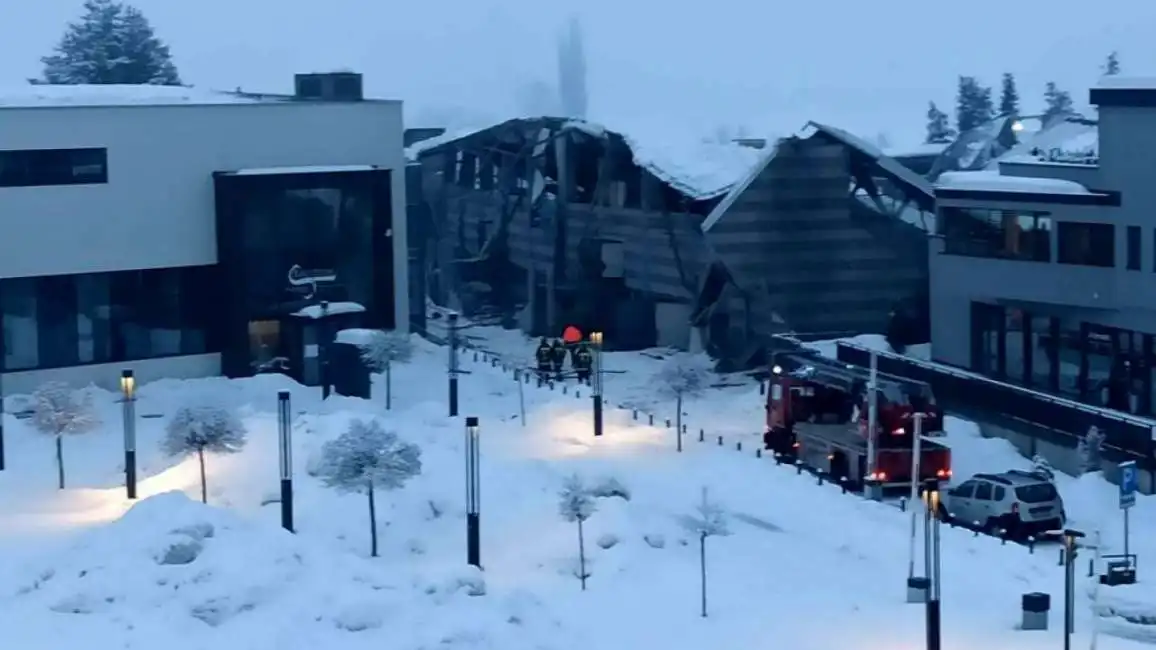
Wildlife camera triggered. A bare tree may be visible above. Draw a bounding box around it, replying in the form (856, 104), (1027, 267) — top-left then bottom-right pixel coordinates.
(162, 404), (248, 503)
(558, 474), (596, 590)
(654, 355), (714, 451)
(315, 419), (422, 557)
(686, 487), (729, 617)
(30, 382), (99, 489)
(359, 330), (415, 410)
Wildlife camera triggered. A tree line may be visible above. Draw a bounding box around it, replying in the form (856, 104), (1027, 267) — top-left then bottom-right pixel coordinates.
(925, 51), (1121, 145)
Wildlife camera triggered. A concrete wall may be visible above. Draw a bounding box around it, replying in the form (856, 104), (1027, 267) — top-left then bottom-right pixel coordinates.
(0, 101), (409, 331)
(0, 353), (220, 395)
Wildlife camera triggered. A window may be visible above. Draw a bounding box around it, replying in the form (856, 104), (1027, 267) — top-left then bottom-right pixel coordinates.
(0, 148), (107, 187)
(37, 275), (79, 368)
(1057, 222), (1114, 267)
(76, 274), (113, 364)
(949, 481), (977, 498)
(974, 482), (994, 500)
(940, 208), (1050, 261)
(993, 486), (1006, 501)
(1, 278), (38, 370)
(1128, 226), (1142, 270)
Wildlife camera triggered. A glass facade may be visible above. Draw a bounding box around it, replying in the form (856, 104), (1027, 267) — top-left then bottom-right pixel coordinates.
(970, 300), (1155, 415)
(939, 207), (1051, 261)
(0, 266), (220, 372)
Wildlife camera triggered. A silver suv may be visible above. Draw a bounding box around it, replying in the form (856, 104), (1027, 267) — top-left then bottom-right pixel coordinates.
(940, 470), (1065, 539)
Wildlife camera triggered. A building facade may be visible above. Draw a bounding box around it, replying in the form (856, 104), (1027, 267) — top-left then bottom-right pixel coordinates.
(0, 74), (408, 393)
(929, 78), (1156, 415)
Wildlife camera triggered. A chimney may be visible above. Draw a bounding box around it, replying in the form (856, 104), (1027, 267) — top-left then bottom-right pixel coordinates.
(294, 72), (363, 101)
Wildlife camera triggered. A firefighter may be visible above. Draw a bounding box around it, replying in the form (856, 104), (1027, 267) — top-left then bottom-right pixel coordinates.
(550, 338), (568, 380)
(573, 341), (594, 384)
(534, 337), (553, 380)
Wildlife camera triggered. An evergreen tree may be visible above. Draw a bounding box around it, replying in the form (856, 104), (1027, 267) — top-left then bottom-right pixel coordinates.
(1042, 82), (1075, 125)
(42, 0), (181, 85)
(924, 101), (955, 144)
(955, 76), (994, 133)
(1103, 51), (1121, 76)
(999, 72), (1020, 117)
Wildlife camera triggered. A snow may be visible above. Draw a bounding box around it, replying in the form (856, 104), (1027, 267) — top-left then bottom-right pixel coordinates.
(404, 116), (764, 201)
(0, 83), (273, 108)
(335, 328), (379, 346)
(3, 329), (1155, 650)
(886, 141), (951, 158)
(996, 118), (1100, 167)
(937, 170), (1094, 195)
(231, 165), (377, 176)
(290, 302), (366, 319)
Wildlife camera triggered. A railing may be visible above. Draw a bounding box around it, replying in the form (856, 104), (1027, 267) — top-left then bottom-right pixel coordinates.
(835, 342), (1154, 462)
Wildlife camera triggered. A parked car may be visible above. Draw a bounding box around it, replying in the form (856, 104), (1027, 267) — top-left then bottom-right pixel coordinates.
(939, 470), (1065, 539)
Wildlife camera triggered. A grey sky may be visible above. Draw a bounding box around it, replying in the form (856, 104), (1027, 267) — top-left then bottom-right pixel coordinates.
(3, 0), (1152, 146)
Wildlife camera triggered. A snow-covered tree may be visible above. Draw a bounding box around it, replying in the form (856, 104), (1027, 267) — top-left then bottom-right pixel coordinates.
(1031, 454), (1056, 482)
(162, 404), (248, 503)
(558, 474), (596, 590)
(1077, 425), (1105, 475)
(999, 72), (1020, 118)
(556, 16), (587, 119)
(1042, 82), (1075, 126)
(925, 102), (955, 144)
(315, 419), (422, 557)
(654, 355), (714, 452)
(41, 0), (181, 85)
(1103, 51), (1121, 76)
(955, 76), (994, 133)
(30, 382), (99, 489)
(686, 487), (729, 618)
(359, 330), (414, 410)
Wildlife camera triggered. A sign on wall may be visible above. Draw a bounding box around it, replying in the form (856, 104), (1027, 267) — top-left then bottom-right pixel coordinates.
(287, 264), (337, 300)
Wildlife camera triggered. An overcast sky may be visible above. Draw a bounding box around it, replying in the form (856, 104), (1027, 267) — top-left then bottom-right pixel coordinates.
(3, 0), (1154, 147)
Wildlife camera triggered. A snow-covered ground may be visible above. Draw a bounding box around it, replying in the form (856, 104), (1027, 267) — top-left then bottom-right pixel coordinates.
(1, 331), (1153, 650)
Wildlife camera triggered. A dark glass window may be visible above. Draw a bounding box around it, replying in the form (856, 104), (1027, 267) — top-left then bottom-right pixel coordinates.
(1127, 226), (1141, 270)
(940, 208), (1050, 261)
(1057, 222), (1115, 267)
(1, 278), (38, 370)
(0, 148), (108, 187)
(37, 275), (79, 368)
(76, 273), (113, 364)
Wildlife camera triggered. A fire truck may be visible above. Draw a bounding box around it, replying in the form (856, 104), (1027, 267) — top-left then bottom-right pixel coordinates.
(762, 350), (952, 490)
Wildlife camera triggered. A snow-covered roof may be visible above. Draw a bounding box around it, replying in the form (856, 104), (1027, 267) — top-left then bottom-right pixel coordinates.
(1094, 76), (1156, 90)
(885, 142), (951, 158)
(406, 116), (763, 201)
(230, 165), (378, 176)
(0, 84), (279, 108)
(994, 118), (1099, 167)
(936, 170), (1093, 195)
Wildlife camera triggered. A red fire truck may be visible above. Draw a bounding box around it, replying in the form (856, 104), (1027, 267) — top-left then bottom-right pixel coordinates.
(762, 351), (952, 490)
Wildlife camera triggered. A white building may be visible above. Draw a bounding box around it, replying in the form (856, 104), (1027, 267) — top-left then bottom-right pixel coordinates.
(0, 73), (408, 393)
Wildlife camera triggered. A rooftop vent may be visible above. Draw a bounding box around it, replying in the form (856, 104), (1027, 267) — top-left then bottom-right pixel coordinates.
(294, 72), (363, 101)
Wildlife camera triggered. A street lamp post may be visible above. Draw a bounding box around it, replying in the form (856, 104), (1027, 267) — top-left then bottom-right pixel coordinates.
(465, 416), (481, 567)
(1062, 529), (1086, 650)
(320, 301), (331, 400)
(0, 369), (6, 472)
(590, 332), (603, 437)
(448, 313), (460, 417)
(120, 370), (137, 499)
(277, 390), (294, 532)
(908, 412), (927, 586)
(924, 479), (942, 650)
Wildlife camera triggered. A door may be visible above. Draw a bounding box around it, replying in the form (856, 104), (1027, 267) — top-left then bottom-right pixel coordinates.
(248, 320), (286, 374)
(946, 480), (978, 521)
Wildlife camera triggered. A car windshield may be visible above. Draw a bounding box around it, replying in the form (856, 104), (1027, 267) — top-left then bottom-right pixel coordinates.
(1015, 483), (1059, 503)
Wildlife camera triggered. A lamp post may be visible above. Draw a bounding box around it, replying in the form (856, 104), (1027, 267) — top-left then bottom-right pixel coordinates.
(320, 301), (331, 399)
(448, 313), (460, 417)
(908, 412), (927, 585)
(277, 390), (294, 532)
(1062, 529), (1086, 650)
(590, 331), (604, 437)
(465, 416), (481, 566)
(120, 370), (137, 500)
(0, 368), (6, 472)
(923, 479), (942, 650)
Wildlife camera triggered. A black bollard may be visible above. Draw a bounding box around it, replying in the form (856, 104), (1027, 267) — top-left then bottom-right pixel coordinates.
(665, 419), (671, 428)
(756, 448), (762, 458)
(632, 410), (638, 420)
(796, 461), (803, 475)
(648, 414), (654, 425)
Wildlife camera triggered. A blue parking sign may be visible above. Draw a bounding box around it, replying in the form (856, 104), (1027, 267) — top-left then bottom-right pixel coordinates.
(1120, 461), (1138, 510)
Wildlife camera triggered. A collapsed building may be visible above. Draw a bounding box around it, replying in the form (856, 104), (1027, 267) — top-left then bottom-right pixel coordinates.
(407, 117), (936, 368)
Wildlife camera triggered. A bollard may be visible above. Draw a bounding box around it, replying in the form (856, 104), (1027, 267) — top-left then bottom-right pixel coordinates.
(756, 448), (762, 458)
(648, 414), (654, 425)
(906, 577), (930, 604)
(1021, 592), (1050, 631)
(717, 436), (723, 446)
(665, 419), (671, 428)
(562, 385), (568, 395)
(898, 497), (907, 512)
(699, 428), (704, 442)
(736, 441), (742, 452)
(538, 377), (544, 388)
(473, 351), (478, 362)
(491, 358), (497, 367)
(682, 424), (687, 434)
(840, 477), (847, 494)
(576, 390), (581, 398)
(1027, 537), (1035, 554)
(796, 461), (803, 475)
(760, 381), (766, 396)
(774, 453), (781, 465)
(549, 381), (555, 391)
(817, 473), (824, 485)
(1058, 549), (1064, 566)
(632, 410), (638, 420)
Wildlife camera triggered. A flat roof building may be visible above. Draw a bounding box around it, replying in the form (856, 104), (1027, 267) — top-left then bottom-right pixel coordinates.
(0, 73), (408, 393)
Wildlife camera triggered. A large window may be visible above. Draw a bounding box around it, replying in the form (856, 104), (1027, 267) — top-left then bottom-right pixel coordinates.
(0, 266), (220, 372)
(1057, 222), (1114, 267)
(0, 148), (108, 187)
(940, 208), (1051, 261)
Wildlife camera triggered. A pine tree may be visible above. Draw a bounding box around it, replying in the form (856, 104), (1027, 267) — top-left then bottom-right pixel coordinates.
(1103, 51), (1121, 76)
(1042, 82), (1074, 125)
(999, 73), (1020, 117)
(955, 76), (994, 133)
(42, 0), (181, 85)
(925, 101), (955, 144)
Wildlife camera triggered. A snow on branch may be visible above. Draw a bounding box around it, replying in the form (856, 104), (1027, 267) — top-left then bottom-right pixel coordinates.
(688, 489), (730, 538)
(359, 330), (415, 372)
(558, 474), (596, 523)
(162, 404), (248, 457)
(30, 382), (99, 437)
(653, 355), (714, 399)
(315, 419), (422, 493)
